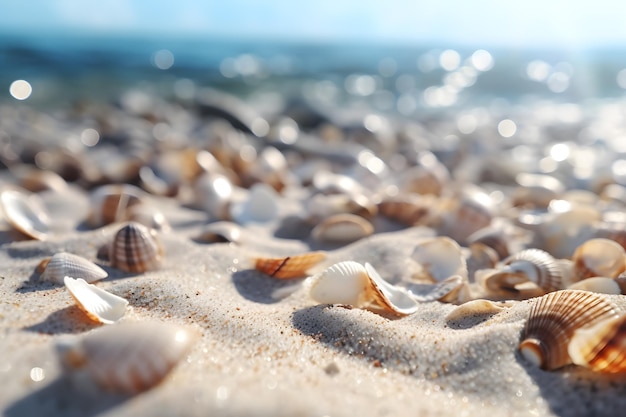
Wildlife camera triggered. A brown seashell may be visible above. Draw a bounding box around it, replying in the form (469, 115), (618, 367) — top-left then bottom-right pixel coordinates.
(306, 193), (377, 224)
(311, 213), (374, 244)
(568, 314), (626, 373)
(466, 226), (510, 260)
(109, 222), (163, 273)
(377, 194), (434, 226)
(255, 251), (326, 279)
(492, 249), (564, 293)
(518, 289), (620, 370)
(88, 184), (145, 228)
(571, 238), (626, 282)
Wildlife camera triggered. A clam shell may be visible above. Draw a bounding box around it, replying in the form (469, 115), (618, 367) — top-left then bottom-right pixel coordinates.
(306, 193), (377, 224)
(109, 222), (163, 273)
(567, 277), (622, 295)
(254, 251), (326, 279)
(56, 321), (198, 393)
(364, 262), (419, 316)
(40, 252), (108, 284)
(64, 277), (128, 324)
(519, 289), (620, 370)
(540, 206), (600, 258)
(568, 314), (626, 373)
(571, 238), (626, 282)
(88, 184), (144, 228)
(311, 213), (374, 243)
(124, 203), (171, 232)
(0, 188), (50, 240)
(411, 237), (468, 282)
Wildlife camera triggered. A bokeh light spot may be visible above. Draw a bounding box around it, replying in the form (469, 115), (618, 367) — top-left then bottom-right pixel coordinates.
(9, 80), (32, 100)
(498, 119), (517, 137)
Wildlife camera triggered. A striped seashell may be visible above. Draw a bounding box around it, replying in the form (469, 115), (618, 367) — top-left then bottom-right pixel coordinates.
(88, 184), (145, 228)
(568, 314), (626, 373)
(0, 188), (50, 240)
(309, 261), (418, 316)
(568, 277), (622, 295)
(39, 252), (108, 284)
(571, 238), (626, 282)
(518, 289), (620, 370)
(499, 249), (564, 293)
(411, 236), (468, 282)
(55, 321), (198, 393)
(311, 213), (374, 244)
(109, 222), (163, 273)
(377, 194), (434, 226)
(254, 251), (327, 279)
(64, 277), (128, 324)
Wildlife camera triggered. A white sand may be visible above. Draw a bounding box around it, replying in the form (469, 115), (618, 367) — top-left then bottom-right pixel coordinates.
(1, 185), (626, 417)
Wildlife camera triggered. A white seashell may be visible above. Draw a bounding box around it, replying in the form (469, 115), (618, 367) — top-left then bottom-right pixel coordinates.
(364, 262), (419, 315)
(64, 277), (128, 324)
(229, 183), (279, 224)
(445, 299), (513, 324)
(571, 238), (626, 282)
(411, 237), (468, 282)
(40, 252), (108, 284)
(311, 213), (374, 243)
(435, 186), (493, 244)
(306, 193), (377, 224)
(567, 277), (622, 295)
(56, 321), (198, 393)
(192, 173), (233, 220)
(540, 206), (601, 258)
(410, 275), (469, 303)
(0, 188), (50, 240)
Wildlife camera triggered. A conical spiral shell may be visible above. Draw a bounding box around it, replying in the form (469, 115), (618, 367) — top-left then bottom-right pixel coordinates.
(109, 222), (163, 273)
(519, 290), (620, 370)
(56, 321), (198, 393)
(568, 314), (626, 373)
(254, 251), (326, 279)
(40, 252), (108, 284)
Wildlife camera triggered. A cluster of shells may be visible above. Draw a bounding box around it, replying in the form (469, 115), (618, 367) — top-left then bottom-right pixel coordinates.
(2, 87), (626, 394)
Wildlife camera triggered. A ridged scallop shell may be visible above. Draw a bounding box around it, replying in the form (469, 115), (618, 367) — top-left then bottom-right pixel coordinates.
(309, 261), (418, 316)
(571, 238), (626, 282)
(568, 314), (626, 372)
(229, 183), (279, 224)
(377, 194), (434, 226)
(109, 222), (163, 273)
(488, 249), (563, 293)
(64, 277), (128, 324)
(411, 237), (468, 282)
(56, 321), (198, 393)
(254, 251), (326, 279)
(568, 277), (622, 295)
(40, 252), (108, 284)
(0, 188), (50, 240)
(88, 184), (144, 228)
(311, 213), (374, 243)
(519, 290), (620, 370)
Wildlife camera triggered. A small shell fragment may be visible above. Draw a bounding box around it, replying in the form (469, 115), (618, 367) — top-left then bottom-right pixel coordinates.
(40, 252), (108, 284)
(64, 277), (128, 324)
(568, 314), (626, 373)
(311, 213), (374, 244)
(254, 251), (326, 279)
(109, 222), (163, 273)
(445, 299), (512, 324)
(364, 262), (419, 316)
(0, 188), (50, 240)
(56, 321), (198, 393)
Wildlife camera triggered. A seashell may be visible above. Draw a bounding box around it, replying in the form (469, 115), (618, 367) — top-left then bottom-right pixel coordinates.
(109, 222), (163, 273)
(311, 213), (374, 244)
(465, 242), (499, 282)
(192, 173), (233, 220)
(40, 252), (108, 284)
(445, 299), (513, 324)
(241, 146), (289, 191)
(398, 152), (450, 196)
(14, 167), (68, 193)
(518, 289), (620, 370)
(138, 165), (178, 197)
(306, 193), (377, 224)
(410, 275), (469, 304)
(488, 249), (564, 293)
(56, 321), (198, 393)
(540, 206), (601, 258)
(435, 186), (493, 244)
(229, 183), (279, 224)
(0, 188), (50, 240)
(377, 194), (435, 226)
(511, 173), (564, 208)
(411, 237), (468, 282)
(567, 277), (622, 295)
(466, 226), (511, 260)
(124, 203), (171, 232)
(311, 170), (366, 196)
(571, 238), (626, 282)
(194, 221), (243, 244)
(309, 261), (418, 316)
(254, 251), (326, 279)
(593, 223), (626, 252)
(64, 277), (128, 324)
(88, 184), (145, 228)
(568, 314), (626, 373)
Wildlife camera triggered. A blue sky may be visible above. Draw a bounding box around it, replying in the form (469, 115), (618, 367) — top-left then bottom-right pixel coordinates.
(2, 0), (626, 47)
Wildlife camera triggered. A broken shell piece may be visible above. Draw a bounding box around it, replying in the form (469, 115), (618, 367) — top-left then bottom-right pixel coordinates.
(40, 252), (108, 284)
(445, 299), (513, 324)
(311, 213), (374, 244)
(230, 183), (279, 224)
(55, 321), (198, 393)
(568, 314), (626, 373)
(410, 275), (469, 303)
(194, 221), (242, 244)
(64, 277), (128, 324)
(518, 289), (620, 370)
(109, 222), (163, 273)
(567, 277), (622, 295)
(309, 261), (418, 316)
(254, 251), (326, 279)
(0, 188), (50, 240)
(411, 237), (468, 282)
(571, 238), (626, 282)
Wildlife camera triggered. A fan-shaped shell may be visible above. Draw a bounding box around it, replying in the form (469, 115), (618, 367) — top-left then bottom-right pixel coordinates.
(519, 290), (620, 370)
(571, 238), (626, 282)
(254, 251), (326, 279)
(311, 213), (374, 243)
(0, 188), (50, 240)
(55, 321), (198, 393)
(568, 314), (626, 373)
(40, 252), (108, 284)
(109, 222), (163, 273)
(64, 277), (128, 324)
(490, 249), (564, 293)
(411, 237), (468, 282)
